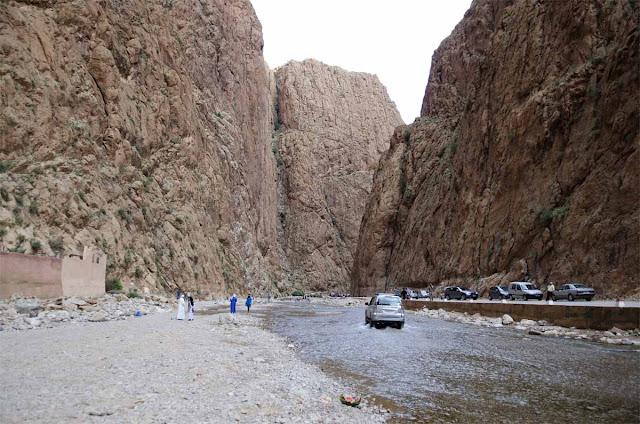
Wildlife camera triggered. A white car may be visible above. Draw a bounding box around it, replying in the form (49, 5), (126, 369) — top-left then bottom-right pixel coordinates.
(365, 294), (405, 329)
(508, 282), (543, 300)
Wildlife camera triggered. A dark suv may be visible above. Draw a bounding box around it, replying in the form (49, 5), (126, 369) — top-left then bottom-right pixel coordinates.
(488, 286), (510, 300)
(443, 286), (479, 300)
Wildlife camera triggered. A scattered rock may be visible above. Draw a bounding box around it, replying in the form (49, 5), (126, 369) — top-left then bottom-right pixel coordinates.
(528, 329), (543, 336)
(15, 299), (42, 317)
(88, 312), (108, 322)
(501, 314), (514, 325)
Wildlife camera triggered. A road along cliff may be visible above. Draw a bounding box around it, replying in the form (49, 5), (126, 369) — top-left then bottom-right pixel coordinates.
(352, 0), (639, 297)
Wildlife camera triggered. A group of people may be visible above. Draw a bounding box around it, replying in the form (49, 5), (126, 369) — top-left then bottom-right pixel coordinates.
(174, 290), (255, 320)
(176, 291), (195, 321)
(229, 293), (253, 314)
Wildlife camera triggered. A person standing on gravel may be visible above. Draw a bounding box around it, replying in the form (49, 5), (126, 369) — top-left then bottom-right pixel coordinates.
(187, 295), (195, 321)
(245, 294), (253, 313)
(230, 294), (238, 314)
(176, 295), (186, 320)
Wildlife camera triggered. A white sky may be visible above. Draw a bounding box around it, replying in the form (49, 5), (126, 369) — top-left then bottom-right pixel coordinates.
(251, 0), (472, 123)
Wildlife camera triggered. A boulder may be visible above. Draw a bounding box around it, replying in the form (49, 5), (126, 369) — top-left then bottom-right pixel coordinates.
(88, 311), (108, 322)
(501, 314), (514, 325)
(14, 299), (42, 317)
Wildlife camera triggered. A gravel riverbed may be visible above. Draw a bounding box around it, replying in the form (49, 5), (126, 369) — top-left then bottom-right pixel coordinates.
(0, 304), (383, 423)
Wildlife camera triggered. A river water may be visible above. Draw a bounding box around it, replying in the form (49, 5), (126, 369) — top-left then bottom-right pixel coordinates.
(262, 302), (639, 423)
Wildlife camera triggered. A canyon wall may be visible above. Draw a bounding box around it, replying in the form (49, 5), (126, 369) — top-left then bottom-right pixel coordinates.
(0, 0), (282, 296)
(274, 60), (402, 292)
(352, 0), (639, 297)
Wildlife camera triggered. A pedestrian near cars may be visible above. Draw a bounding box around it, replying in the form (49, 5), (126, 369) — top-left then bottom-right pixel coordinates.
(245, 294), (253, 313)
(546, 282), (555, 301)
(230, 293), (238, 314)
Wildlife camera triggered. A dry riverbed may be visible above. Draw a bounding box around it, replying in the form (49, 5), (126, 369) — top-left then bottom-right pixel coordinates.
(0, 303), (384, 423)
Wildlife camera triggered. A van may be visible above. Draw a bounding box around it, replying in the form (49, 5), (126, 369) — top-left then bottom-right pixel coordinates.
(508, 282), (543, 300)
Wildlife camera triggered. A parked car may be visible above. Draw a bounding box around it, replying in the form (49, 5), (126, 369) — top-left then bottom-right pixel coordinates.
(508, 282), (543, 300)
(365, 294), (405, 329)
(552, 283), (595, 301)
(443, 286), (479, 300)
(488, 286), (510, 300)
(415, 289), (431, 299)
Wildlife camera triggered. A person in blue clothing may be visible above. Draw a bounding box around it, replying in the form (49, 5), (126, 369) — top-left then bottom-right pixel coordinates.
(245, 294), (253, 313)
(230, 293), (238, 314)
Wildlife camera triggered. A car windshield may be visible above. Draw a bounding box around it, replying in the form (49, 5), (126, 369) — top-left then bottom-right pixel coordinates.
(460, 287), (469, 291)
(573, 284), (586, 288)
(499, 286), (507, 291)
(377, 296), (401, 305)
(525, 284), (537, 290)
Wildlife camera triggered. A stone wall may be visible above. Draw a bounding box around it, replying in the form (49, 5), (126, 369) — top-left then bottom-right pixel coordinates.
(403, 300), (640, 330)
(0, 248), (105, 299)
(0, 253), (62, 299)
(61, 247), (106, 298)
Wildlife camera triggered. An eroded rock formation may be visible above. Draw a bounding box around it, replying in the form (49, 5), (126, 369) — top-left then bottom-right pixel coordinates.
(273, 60), (402, 292)
(352, 0), (639, 297)
(0, 0), (281, 296)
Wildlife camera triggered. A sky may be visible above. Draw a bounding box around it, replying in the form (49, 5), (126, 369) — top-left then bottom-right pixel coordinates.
(251, 0), (472, 123)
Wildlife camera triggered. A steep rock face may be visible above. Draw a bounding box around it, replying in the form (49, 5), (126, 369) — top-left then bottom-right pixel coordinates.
(353, 0), (639, 297)
(274, 60), (402, 292)
(0, 0), (281, 295)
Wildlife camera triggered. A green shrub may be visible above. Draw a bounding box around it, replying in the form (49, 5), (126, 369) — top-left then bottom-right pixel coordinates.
(0, 161), (12, 173)
(124, 250), (134, 267)
(8, 246), (26, 254)
(49, 237), (64, 255)
(0, 227), (6, 239)
(117, 208), (131, 223)
(127, 287), (140, 298)
(0, 188), (8, 202)
(28, 201), (39, 215)
(291, 290), (305, 297)
(16, 234), (26, 245)
(30, 239), (42, 252)
(539, 205), (569, 227)
(14, 195), (23, 206)
(77, 191), (86, 203)
(106, 278), (123, 292)
(134, 267), (144, 278)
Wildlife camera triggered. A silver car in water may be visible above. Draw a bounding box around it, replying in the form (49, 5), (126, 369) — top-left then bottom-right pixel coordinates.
(365, 294), (405, 329)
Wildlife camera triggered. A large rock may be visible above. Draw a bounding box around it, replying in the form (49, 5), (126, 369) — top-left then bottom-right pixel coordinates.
(274, 60), (402, 292)
(0, 0), (281, 296)
(353, 0), (639, 297)
(14, 299), (42, 317)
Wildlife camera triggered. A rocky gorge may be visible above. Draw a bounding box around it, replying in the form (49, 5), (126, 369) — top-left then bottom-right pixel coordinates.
(0, 0), (637, 300)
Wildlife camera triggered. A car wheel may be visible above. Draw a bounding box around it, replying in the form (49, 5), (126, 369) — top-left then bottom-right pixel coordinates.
(461, 294), (467, 300)
(522, 295), (528, 301)
(568, 294), (574, 301)
(397, 322), (404, 329)
(586, 297), (592, 302)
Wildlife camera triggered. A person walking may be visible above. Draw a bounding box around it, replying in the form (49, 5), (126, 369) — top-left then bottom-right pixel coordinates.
(245, 294), (253, 313)
(546, 282), (555, 301)
(187, 294), (195, 321)
(230, 293), (238, 314)
(176, 294), (186, 320)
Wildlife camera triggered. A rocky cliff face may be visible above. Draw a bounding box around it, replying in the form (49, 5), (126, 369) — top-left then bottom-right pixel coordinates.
(353, 0), (639, 297)
(273, 60), (402, 292)
(0, 0), (282, 296)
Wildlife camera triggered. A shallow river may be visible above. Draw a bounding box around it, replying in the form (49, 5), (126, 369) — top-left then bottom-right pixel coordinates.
(262, 302), (639, 423)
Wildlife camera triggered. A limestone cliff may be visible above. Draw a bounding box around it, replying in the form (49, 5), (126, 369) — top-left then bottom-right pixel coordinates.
(352, 0), (639, 297)
(273, 60), (402, 292)
(0, 0), (281, 296)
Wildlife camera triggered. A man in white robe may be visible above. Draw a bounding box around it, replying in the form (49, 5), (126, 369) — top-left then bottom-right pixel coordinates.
(176, 295), (186, 320)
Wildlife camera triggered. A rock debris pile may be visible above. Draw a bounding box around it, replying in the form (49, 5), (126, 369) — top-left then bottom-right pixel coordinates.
(415, 307), (640, 346)
(0, 294), (173, 332)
